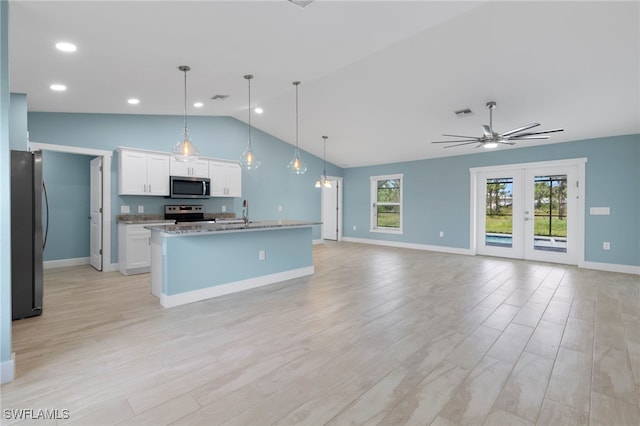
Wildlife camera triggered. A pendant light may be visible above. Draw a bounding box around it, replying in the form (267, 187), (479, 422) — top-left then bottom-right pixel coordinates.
(287, 81), (308, 174)
(240, 74), (261, 169)
(172, 65), (200, 162)
(315, 136), (332, 188)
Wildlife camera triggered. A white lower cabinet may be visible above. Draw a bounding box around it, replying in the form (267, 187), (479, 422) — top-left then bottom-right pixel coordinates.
(119, 223), (169, 275)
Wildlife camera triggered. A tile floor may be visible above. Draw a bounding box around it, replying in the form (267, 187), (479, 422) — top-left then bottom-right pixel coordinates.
(2, 242), (639, 425)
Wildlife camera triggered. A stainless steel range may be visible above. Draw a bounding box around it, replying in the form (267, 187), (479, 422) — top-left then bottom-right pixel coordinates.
(164, 205), (205, 223)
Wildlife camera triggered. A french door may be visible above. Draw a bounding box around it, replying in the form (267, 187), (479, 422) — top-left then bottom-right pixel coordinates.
(474, 160), (583, 265)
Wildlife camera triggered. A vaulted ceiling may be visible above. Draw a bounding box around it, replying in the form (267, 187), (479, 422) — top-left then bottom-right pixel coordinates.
(9, 1), (639, 167)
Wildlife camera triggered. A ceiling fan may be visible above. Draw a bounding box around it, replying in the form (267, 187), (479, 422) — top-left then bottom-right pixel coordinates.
(432, 101), (564, 149)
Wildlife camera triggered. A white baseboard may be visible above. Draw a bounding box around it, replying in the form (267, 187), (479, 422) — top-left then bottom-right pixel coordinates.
(159, 266), (315, 308)
(581, 261), (640, 275)
(43, 257), (89, 269)
(313, 239), (324, 245)
(341, 237), (473, 256)
(1, 353), (15, 384)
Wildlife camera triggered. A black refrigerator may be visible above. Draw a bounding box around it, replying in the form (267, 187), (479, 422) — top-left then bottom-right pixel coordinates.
(11, 150), (46, 320)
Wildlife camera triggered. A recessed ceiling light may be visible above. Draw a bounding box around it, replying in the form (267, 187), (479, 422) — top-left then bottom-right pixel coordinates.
(127, 98), (140, 105)
(50, 84), (67, 91)
(254, 107), (263, 114)
(55, 42), (77, 52)
(193, 102), (204, 108)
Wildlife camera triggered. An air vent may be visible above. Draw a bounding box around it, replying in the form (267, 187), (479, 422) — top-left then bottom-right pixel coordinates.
(211, 95), (230, 100)
(287, 0), (314, 8)
(454, 108), (473, 117)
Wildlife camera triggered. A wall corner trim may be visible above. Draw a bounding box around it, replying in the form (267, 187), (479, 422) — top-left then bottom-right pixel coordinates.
(1, 353), (15, 384)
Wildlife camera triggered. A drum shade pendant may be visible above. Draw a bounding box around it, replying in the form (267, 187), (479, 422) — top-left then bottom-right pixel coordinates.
(172, 66), (200, 162)
(287, 81), (308, 174)
(240, 75), (261, 169)
(315, 136), (331, 188)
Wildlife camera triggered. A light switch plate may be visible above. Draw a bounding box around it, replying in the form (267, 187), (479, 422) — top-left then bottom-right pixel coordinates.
(590, 207), (610, 215)
(138, 205), (144, 213)
(221, 205), (226, 212)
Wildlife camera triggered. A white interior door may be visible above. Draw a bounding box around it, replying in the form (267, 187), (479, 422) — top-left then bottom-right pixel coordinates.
(90, 157), (103, 271)
(322, 177), (343, 241)
(474, 160), (583, 265)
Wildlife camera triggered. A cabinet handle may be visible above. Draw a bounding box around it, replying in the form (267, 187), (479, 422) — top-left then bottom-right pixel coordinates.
(149, 184), (152, 192)
(144, 184), (147, 192)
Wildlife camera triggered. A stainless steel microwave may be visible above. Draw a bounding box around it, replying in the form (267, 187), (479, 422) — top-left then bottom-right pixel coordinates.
(169, 176), (211, 199)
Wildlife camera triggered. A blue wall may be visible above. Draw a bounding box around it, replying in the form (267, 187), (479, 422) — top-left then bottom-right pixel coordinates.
(27, 112), (343, 264)
(42, 151), (92, 261)
(9, 93), (27, 150)
(343, 134), (640, 267)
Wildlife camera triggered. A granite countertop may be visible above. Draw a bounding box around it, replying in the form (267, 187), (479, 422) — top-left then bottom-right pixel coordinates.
(117, 214), (173, 224)
(146, 220), (321, 235)
(117, 212), (236, 224)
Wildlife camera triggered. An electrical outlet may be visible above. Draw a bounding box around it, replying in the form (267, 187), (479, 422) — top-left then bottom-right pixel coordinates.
(278, 205), (283, 212)
(121, 205), (130, 214)
(439, 231), (444, 237)
(221, 205), (226, 212)
(603, 242), (610, 250)
(138, 205), (144, 213)
(353, 225), (356, 231)
(259, 250), (266, 261)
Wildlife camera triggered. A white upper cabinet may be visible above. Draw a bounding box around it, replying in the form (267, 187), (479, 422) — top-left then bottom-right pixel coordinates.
(118, 149), (170, 196)
(209, 161), (242, 197)
(169, 157), (209, 178)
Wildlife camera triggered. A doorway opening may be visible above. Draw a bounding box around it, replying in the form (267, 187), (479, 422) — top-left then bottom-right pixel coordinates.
(471, 158), (586, 265)
(321, 176), (343, 241)
(29, 142), (113, 271)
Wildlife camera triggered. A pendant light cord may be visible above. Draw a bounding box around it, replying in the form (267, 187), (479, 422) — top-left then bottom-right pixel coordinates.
(322, 136), (327, 176)
(183, 67), (188, 134)
(294, 81), (300, 151)
(248, 76), (252, 145)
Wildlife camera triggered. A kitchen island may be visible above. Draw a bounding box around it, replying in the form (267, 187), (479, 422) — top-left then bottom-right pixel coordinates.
(146, 220), (319, 307)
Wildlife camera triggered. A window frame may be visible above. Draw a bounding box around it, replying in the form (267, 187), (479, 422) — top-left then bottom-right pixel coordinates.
(370, 173), (403, 234)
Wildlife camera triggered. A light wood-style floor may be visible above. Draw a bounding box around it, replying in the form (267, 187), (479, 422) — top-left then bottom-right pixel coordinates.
(3, 242), (640, 425)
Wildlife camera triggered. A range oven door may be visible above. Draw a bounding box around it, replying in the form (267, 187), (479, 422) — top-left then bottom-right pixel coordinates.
(170, 176), (211, 198)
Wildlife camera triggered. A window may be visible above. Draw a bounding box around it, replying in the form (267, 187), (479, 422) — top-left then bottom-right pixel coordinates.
(370, 174), (403, 234)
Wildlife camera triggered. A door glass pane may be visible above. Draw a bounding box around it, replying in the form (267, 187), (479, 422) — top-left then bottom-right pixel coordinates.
(533, 175), (567, 253)
(485, 177), (513, 248)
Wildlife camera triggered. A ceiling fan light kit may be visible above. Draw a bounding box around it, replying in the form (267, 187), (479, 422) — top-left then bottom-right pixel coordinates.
(432, 101), (564, 150)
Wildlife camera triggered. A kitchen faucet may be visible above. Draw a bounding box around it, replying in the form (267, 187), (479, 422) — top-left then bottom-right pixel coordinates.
(242, 199), (249, 225)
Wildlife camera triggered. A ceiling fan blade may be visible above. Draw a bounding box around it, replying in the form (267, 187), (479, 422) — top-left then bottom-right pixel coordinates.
(508, 135), (550, 140)
(500, 123), (540, 137)
(497, 141), (516, 145)
(442, 133), (480, 139)
(443, 142), (479, 148)
(482, 125), (492, 137)
(512, 128), (564, 137)
(432, 139), (479, 144)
